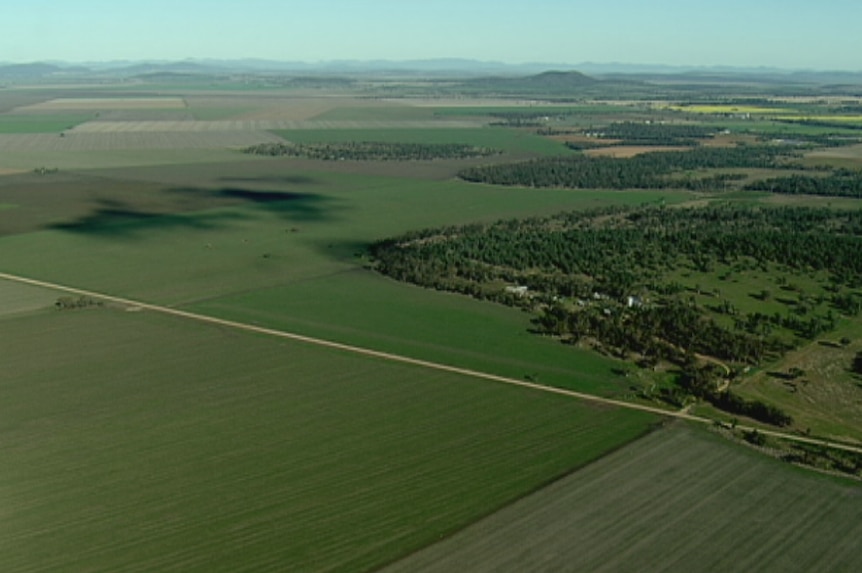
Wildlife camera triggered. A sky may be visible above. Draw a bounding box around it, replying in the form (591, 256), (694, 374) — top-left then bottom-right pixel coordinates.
(2, 0), (860, 71)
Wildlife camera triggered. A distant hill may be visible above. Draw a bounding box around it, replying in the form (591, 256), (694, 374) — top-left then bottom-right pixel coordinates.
(462, 70), (600, 95)
(1, 59), (859, 89)
(0, 62), (90, 79)
(112, 61), (218, 76)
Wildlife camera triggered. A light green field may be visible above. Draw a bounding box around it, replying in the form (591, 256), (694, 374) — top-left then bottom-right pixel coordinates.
(667, 104), (796, 115)
(433, 105), (638, 117)
(312, 105), (440, 121)
(0, 280), (58, 317)
(190, 107), (255, 120)
(0, 303), (655, 573)
(191, 269), (629, 396)
(0, 148), (262, 171)
(0, 114), (95, 133)
(383, 424), (862, 573)
(703, 119), (862, 136)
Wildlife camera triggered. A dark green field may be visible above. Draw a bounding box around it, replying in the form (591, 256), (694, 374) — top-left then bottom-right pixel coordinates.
(0, 298), (654, 573)
(0, 114), (94, 133)
(383, 425), (862, 573)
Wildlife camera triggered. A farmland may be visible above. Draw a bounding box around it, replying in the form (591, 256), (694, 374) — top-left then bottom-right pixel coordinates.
(1, 70), (862, 571)
(383, 425), (862, 573)
(0, 295), (653, 573)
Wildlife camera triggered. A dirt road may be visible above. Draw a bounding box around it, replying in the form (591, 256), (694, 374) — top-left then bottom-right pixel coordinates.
(2, 271), (861, 455)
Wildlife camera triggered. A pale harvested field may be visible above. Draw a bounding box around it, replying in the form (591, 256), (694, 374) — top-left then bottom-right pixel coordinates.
(0, 131), (284, 152)
(231, 97), (377, 121)
(808, 143), (862, 160)
(68, 119), (481, 133)
(549, 134), (620, 145)
(0, 168), (27, 176)
(392, 98), (573, 108)
(17, 97), (186, 112)
(585, 145), (687, 158)
(384, 425), (862, 573)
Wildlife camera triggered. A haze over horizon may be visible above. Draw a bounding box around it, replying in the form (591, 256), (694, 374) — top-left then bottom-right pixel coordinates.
(2, 0), (860, 72)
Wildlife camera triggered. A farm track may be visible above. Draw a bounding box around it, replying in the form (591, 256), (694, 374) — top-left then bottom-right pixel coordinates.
(3, 270), (861, 456)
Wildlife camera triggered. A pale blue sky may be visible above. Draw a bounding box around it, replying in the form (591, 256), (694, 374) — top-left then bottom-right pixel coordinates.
(2, 0), (860, 70)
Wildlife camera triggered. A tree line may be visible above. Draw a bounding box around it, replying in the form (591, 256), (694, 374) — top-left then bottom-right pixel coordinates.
(588, 121), (720, 146)
(243, 141), (499, 161)
(459, 145), (793, 189)
(746, 169), (862, 198)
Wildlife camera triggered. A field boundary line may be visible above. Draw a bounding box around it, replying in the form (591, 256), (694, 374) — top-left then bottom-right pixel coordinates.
(3, 271), (861, 455)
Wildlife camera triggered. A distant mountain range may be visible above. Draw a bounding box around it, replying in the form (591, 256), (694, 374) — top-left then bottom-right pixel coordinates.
(1, 59), (860, 84)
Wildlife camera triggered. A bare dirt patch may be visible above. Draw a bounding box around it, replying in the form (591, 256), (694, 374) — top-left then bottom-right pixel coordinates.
(808, 143), (862, 161)
(547, 134), (620, 146)
(234, 97), (368, 121)
(0, 131), (284, 152)
(584, 145), (688, 158)
(18, 98), (187, 112)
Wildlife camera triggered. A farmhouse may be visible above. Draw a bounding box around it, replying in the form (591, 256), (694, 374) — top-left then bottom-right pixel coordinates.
(626, 295), (644, 308)
(504, 285), (529, 297)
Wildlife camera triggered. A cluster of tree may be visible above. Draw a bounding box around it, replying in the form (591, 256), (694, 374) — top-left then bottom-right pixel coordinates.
(591, 121), (719, 146)
(373, 205), (862, 296)
(853, 351), (862, 375)
(534, 297), (781, 364)
(372, 204), (862, 364)
(746, 169), (862, 198)
(33, 167), (59, 175)
(459, 145), (793, 189)
(714, 391), (794, 426)
(765, 133), (862, 148)
(776, 118), (862, 131)
(55, 296), (103, 310)
(832, 292), (862, 315)
(782, 441), (862, 477)
(243, 141), (498, 161)
(735, 310), (838, 341)
(678, 362), (793, 426)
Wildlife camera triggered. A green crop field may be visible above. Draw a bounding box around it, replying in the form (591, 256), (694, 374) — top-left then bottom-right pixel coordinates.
(0, 280), (59, 317)
(383, 425), (862, 573)
(190, 270), (632, 396)
(0, 114), (95, 133)
(0, 300), (654, 573)
(312, 105), (440, 121)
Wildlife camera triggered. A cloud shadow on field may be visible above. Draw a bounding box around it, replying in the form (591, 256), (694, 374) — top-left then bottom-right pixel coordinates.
(49, 185), (345, 238)
(217, 175), (319, 185)
(171, 186), (343, 223)
(49, 198), (249, 237)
